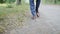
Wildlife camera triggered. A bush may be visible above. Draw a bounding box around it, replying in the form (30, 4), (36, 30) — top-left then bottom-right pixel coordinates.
(6, 4), (13, 8)
(58, 0), (60, 1)
(6, 0), (16, 3)
(0, 0), (6, 3)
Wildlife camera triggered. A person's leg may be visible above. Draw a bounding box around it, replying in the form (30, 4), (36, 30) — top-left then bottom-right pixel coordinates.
(29, 0), (36, 19)
(36, 0), (41, 13)
(36, 0), (41, 17)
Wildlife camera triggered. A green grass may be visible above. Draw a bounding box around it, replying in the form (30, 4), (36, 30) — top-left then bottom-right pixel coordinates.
(42, 0), (60, 5)
(0, 2), (29, 33)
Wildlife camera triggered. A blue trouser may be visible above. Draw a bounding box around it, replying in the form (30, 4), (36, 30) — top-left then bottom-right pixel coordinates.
(29, 0), (41, 16)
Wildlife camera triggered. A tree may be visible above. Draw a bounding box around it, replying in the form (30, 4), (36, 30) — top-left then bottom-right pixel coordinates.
(16, 0), (21, 5)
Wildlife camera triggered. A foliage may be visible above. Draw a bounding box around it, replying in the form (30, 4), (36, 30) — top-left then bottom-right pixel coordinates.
(0, 0), (6, 3)
(0, 0), (16, 3)
(6, 0), (16, 3)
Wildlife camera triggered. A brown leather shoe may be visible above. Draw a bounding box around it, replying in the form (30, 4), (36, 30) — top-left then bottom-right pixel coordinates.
(36, 12), (40, 17)
(31, 16), (36, 20)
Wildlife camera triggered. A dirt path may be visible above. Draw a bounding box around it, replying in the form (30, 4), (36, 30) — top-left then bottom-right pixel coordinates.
(6, 5), (60, 34)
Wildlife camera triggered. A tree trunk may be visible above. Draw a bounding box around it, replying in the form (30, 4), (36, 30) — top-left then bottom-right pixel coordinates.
(16, 0), (21, 5)
(54, 0), (57, 4)
(53, 0), (57, 4)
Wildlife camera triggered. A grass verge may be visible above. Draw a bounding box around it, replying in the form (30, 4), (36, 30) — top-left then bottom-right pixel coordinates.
(0, 3), (29, 34)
